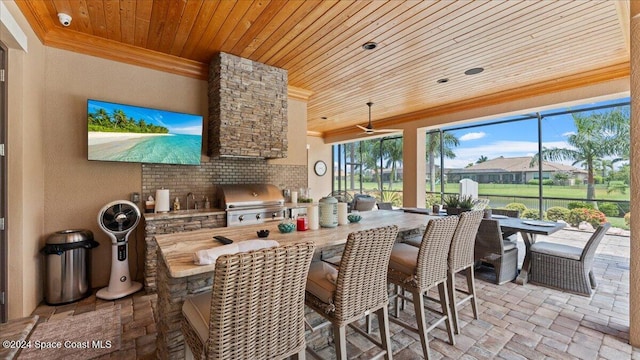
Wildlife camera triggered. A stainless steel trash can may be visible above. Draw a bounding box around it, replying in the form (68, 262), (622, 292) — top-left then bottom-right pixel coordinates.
(42, 229), (99, 305)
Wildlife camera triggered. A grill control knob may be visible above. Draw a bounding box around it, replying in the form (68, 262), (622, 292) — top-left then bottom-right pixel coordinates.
(239, 215), (244, 222)
(256, 213), (261, 220)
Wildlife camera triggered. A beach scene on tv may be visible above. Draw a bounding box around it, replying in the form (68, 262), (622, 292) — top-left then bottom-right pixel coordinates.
(88, 100), (203, 165)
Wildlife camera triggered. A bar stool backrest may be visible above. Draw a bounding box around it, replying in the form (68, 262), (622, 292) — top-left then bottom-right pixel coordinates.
(334, 225), (399, 322)
(448, 210), (484, 272)
(415, 216), (459, 290)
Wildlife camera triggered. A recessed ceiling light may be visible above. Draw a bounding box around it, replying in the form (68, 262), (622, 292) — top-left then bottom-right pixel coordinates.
(464, 67), (484, 75)
(362, 42), (378, 50)
(437, 78), (449, 84)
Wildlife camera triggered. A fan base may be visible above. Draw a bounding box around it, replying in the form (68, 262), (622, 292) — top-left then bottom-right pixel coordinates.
(96, 281), (142, 300)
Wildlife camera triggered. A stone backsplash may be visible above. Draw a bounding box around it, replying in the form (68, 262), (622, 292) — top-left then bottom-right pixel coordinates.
(142, 158), (307, 209)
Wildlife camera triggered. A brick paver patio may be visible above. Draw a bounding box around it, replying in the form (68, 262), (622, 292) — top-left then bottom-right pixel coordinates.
(29, 227), (638, 359)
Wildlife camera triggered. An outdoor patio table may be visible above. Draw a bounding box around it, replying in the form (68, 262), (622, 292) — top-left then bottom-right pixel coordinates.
(495, 217), (567, 285)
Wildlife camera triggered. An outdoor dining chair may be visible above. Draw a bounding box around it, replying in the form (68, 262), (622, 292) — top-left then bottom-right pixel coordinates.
(447, 210), (484, 334)
(181, 242), (315, 360)
(489, 208), (520, 240)
(387, 216), (459, 359)
(305, 225), (399, 360)
(529, 223), (610, 296)
(474, 218), (519, 285)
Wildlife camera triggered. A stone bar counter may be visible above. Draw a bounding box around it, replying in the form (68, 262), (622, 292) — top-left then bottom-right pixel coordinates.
(154, 210), (437, 359)
(143, 209), (226, 292)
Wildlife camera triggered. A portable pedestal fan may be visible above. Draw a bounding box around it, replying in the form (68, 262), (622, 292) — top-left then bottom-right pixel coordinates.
(96, 200), (142, 300)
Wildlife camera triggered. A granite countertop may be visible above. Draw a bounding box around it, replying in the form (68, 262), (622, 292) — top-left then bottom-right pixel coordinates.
(143, 208), (225, 220)
(154, 210), (436, 278)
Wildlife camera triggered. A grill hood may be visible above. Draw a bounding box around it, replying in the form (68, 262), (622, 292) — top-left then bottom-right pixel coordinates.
(217, 184), (285, 209)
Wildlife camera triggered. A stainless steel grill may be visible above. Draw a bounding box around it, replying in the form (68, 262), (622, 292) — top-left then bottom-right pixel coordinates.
(216, 184), (286, 227)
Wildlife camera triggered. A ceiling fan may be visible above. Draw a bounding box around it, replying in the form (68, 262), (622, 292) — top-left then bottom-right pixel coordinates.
(356, 102), (402, 134)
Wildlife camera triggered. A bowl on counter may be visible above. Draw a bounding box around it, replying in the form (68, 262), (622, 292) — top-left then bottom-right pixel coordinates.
(347, 214), (362, 223)
(277, 222), (296, 233)
(257, 229), (270, 238)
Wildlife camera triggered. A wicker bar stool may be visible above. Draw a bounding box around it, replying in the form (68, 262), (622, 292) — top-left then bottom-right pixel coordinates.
(447, 210), (484, 334)
(305, 225), (399, 360)
(387, 216), (459, 359)
(181, 242), (315, 360)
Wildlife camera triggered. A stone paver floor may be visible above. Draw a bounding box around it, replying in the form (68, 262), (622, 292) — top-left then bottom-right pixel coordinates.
(312, 228), (639, 359)
(28, 228), (638, 359)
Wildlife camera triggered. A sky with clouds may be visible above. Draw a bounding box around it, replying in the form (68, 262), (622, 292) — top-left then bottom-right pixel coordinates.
(441, 98), (630, 169)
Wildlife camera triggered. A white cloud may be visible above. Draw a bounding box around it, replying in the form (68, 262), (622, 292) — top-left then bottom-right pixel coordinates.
(170, 125), (202, 135)
(459, 132), (486, 141)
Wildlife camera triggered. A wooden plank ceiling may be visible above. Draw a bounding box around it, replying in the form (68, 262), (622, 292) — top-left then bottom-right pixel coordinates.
(16, 0), (629, 139)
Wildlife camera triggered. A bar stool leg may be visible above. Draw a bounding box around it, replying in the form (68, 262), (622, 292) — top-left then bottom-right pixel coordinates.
(466, 267), (479, 320)
(412, 290), (431, 359)
(438, 281), (455, 345)
(447, 271), (461, 334)
(333, 324), (348, 360)
(375, 306), (393, 360)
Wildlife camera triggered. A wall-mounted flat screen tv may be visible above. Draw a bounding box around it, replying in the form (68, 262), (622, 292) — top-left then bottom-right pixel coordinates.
(87, 99), (203, 165)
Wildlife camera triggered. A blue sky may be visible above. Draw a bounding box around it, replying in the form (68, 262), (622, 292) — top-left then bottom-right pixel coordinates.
(442, 97), (630, 169)
(88, 99), (203, 135)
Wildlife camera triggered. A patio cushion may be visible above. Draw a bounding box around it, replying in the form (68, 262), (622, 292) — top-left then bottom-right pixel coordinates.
(182, 291), (212, 343)
(306, 261), (338, 303)
(530, 241), (582, 260)
(403, 235), (422, 248)
(389, 243), (418, 275)
(503, 241), (517, 251)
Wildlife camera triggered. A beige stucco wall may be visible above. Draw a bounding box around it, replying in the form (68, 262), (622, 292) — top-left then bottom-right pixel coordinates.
(43, 48), (208, 290)
(307, 135), (332, 201)
(2, 0), (46, 319)
(268, 96), (307, 166)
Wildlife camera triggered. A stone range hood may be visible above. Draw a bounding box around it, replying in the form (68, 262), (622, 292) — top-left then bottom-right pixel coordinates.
(208, 52), (288, 159)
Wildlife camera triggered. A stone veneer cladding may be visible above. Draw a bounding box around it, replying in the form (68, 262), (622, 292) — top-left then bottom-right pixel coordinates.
(208, 52), (288, 158)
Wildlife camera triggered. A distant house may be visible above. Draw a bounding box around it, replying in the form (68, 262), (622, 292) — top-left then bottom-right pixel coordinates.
(447, 156), (587, 184)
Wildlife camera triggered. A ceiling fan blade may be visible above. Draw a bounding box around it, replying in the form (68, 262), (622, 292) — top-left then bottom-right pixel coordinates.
(356, 124), (370, 131)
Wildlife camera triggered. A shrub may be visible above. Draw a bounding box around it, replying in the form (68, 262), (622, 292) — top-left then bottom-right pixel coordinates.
(546, 206), (570, 222)
(598, 202), (620, 217)
(567, 201), (594, 210)
(624, 212), (630, 226)
(567, 208), (607, 228)
(505, 203), (527, 213)
(521, 209), (546, 220)
(607, 181), (628, 194)
(527, 179), (554, 185)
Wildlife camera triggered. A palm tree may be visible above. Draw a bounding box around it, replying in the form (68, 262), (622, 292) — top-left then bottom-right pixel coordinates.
(476, 155), (488, 164)
(382, 138), (403, 189)
(531, 107), (629, 201)
(426, 132), (460, 192)
(358, 140), (382, 190)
